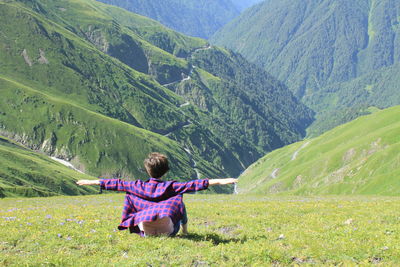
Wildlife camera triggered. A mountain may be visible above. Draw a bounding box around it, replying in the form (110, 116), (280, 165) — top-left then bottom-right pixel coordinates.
(212, 0), (400, 135)
(0, 136), (98, 197)
(230, 0), (264, 11)
(304, 62), (400, 136)
(238, 105), (400, 196)
(96, 0), (240, 39)
(0, 0), (313, 195)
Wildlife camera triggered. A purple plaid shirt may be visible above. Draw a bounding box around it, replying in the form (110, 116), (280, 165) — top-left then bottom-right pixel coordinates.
(100, 178), (209, 234)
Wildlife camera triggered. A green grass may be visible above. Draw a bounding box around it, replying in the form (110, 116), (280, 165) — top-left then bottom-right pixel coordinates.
(239, 106), (400, 195)
(1, 194), (400, 265)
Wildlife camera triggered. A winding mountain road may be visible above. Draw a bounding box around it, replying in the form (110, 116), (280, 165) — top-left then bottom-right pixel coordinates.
(160, 45), (213, 179)
(291, 141), (310, 161)
(160, 44), (212, 87)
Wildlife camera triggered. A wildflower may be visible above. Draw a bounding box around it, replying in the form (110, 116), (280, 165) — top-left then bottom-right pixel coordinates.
(46, 215), (52, 219)
(3, 217), (16, 221)
(57, 234), (62, 238)
(59, 222), (65, 225)
(66, 236), (72, 241)
(344, 218), (353, 225)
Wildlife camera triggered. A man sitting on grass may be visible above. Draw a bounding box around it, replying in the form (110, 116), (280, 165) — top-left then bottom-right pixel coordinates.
(77, 152), (237, 237)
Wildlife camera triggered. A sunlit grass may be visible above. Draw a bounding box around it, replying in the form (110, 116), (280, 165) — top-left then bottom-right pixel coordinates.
(239, 106), (400, 196)
(1, 194), (400, 266)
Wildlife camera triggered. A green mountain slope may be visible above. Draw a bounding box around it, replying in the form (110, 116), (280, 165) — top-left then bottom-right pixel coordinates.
(212, 0), (400, 134)
(0, 0), (313, 196)
(96, 0), (240, 39)
(238, 106), (400, 196)
(26, 0), (313, 152)
(0, 76), (198, 178)
(0, 136), (98, 197)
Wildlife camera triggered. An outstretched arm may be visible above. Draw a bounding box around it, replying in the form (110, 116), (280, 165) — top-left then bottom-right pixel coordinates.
(208, 178), (238, 186)
(76, 179), (143, 194)
(76, 179), (100, 186)
(171, 178), (238, 194)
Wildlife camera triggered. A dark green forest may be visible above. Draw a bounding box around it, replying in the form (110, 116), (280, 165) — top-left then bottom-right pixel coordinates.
(212, 0), (400, 135)
(97, 0), (240, 38)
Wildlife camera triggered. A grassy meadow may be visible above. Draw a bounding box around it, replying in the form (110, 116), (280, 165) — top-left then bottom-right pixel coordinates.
(1, 194), (400, 266)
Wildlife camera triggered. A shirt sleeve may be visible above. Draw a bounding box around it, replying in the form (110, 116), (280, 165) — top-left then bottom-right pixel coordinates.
(171, 179), (209, 194)
(100, 179), (143, 194)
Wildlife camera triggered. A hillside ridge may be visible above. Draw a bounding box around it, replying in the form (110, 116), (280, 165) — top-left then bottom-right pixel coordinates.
(238, 105), (400, 196)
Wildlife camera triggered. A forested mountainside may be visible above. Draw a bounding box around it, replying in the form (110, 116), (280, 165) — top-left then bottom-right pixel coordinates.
(96, 0), (239, 39)
(212, 0), (400, 135)
(239, 106), (400, 196)
(0, 0), (313, 196)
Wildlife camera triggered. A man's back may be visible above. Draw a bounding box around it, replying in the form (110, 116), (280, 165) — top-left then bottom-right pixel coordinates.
(100, 178), (209, 234)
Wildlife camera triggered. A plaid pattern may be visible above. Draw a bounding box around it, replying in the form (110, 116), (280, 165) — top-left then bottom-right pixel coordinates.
(100, 178), (209, 234)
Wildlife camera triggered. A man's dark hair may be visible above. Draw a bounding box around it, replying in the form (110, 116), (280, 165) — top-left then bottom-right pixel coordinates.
(144, 152), (170, 178)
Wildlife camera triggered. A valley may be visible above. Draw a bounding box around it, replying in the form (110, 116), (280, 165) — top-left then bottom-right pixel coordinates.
(0, 0), (398, 198)
(0, 0), (312, 196)
(1, 0), (399, 265)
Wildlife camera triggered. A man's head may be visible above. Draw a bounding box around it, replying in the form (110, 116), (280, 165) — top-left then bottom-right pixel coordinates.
(144, 152), (169, 178)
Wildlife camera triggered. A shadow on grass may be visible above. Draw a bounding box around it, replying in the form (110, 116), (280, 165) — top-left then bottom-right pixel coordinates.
(176, 232), (245, 245)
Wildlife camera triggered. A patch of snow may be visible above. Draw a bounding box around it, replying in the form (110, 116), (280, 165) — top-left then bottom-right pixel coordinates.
(51, 157), (83, 174)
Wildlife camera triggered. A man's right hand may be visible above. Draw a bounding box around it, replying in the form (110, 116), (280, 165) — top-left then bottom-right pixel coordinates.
(208, 178), (238, 186)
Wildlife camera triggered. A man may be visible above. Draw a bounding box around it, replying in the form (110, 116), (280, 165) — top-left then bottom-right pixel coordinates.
(77, 152), (237, 237)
